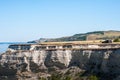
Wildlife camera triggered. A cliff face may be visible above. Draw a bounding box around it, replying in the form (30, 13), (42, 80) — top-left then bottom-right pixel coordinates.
(0, 49), (120, 80)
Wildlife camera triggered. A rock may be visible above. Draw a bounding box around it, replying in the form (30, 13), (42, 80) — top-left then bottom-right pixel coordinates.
(0, 48), (120, 80)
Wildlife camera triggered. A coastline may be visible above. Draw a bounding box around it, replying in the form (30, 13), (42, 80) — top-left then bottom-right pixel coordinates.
(0, 42), (27, 54)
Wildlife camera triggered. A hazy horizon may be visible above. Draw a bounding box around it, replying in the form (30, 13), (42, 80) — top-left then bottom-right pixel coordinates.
(0, 0), (120, 42)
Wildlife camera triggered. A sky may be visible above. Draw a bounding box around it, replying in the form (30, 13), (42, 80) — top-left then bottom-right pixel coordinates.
(0, 0), (120, 42)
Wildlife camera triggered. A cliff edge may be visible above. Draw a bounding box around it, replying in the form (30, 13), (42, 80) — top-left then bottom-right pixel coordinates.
(1, 46), (120, 80)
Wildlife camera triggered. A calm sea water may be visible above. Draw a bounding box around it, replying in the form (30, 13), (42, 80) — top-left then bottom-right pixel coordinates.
(0, 42), (27, 54)
(0, 43), (10, 54)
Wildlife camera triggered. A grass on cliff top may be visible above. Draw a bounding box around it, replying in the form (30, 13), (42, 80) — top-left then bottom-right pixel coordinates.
(40, 40), (120, 45)
(40, 40), (103, 45)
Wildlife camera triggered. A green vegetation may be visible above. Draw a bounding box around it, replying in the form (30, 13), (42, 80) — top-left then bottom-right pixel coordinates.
(113, 38), (120, 42)
(37, 70), (100, 80)
(88, 75), (99, 80)
(50, 74), (72, 80)
(29, 30), (120, 43)
(38, 77), (46, 80)
(50, 74), (62, 80)
(64, 76), (72, 80)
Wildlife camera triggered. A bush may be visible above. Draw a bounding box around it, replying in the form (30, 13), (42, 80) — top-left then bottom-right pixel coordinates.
(38, 77), (46, 80)
(113, 38), (120, 42)
(88, 75), (99, 80)
(64, 76), (72, 80)
(50, 74), (61, 80)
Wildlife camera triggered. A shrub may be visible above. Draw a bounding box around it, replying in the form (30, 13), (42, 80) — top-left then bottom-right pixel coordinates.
(113, 38), (120, 42)
(38, 77), (46, 80)
(64, 76), (72, 80)
(88, 75), (99, 80)
(51, 74), (61, 80)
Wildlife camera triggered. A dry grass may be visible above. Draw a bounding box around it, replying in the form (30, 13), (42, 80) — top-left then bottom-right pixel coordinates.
(40, 40), (102, 45)
(40, 40), (120, 45)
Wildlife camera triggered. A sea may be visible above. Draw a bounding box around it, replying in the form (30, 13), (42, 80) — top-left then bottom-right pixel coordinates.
(0, 42), (27, 54)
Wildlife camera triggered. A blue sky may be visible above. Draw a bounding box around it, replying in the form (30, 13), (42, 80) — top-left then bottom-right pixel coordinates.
(0, 0), (120, 42)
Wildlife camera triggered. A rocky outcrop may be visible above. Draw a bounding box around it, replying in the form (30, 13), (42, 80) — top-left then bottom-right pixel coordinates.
(0, 49), (120, 80)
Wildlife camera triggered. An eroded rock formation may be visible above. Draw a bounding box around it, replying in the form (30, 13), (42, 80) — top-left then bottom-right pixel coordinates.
(0, 48), (120, 80)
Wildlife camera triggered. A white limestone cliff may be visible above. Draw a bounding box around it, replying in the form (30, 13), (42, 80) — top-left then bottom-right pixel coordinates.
(0, 49), (120, 80)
